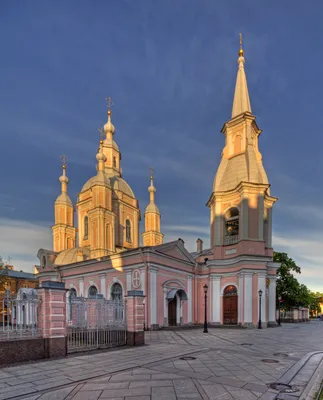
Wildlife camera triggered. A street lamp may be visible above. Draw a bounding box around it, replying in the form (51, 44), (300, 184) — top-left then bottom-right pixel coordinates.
(203, 284), (208, 333)
(258, 289), (263, 329)
(278, 296), (282, 326)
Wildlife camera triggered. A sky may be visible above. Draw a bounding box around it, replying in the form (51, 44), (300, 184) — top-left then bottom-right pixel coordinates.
(0, 1), (323, 291)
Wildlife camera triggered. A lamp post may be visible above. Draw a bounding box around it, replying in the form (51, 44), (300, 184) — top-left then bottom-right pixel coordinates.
(278, 296), (281, 326)
(203, 284), (208, 333)
(258, 289), (263, 329)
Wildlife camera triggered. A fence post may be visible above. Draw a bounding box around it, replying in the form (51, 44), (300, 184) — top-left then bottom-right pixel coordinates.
(125, 290), (145, 346)
(37, 281), (68, 359)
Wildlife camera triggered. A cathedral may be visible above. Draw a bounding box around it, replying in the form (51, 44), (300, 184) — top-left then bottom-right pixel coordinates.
(37, 39), (279, 328)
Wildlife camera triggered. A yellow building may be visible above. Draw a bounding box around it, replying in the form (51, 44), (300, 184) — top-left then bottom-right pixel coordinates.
(38, 103), (163, 268)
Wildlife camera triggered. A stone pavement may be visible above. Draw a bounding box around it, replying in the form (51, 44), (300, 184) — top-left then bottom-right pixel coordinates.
(1, 322), (323, 400)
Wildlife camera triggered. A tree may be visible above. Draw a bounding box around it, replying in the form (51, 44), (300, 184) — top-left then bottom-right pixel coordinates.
(0, 256), (8, 293)
(275, 252), (313, 310)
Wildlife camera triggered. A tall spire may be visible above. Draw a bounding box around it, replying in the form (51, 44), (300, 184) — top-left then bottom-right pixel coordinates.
(231, 33), (252, 118)
(148, 167), (156, 203)
(59, 155), (69, 193)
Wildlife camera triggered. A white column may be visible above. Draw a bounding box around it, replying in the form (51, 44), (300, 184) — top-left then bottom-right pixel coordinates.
(140, 268), (145, 295)
(238, 274), (244, 324)
(187, 276), (192, 323)
(79, 278), (84, 296)
(268, 276), (277, 324)
(150, 267), (157, 326)
(163, 287), (168, 326)
(244, 273), (253, 325)
(212, 276), (221, 324)
(258, 273), (267, 326)
(176, 293), (181, 325)
(100, 273), (106, 298)
(126, 271), (132, 292)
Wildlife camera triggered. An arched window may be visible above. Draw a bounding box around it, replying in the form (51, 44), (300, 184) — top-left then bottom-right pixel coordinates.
(84, 216), (89, 239)
(69, 288), (77, 298)
(111, 282), (123, 301)
(113, 156), (116, 168)
(126, 219), (131, 242)
(88, 285), (98, 298)
(224, 207), (239, 237)
(223, 285), (238, 296)
(42, 256), (46, 268)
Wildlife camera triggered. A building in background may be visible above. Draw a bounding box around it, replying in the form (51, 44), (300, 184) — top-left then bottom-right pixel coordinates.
(36, 38), (279, 329)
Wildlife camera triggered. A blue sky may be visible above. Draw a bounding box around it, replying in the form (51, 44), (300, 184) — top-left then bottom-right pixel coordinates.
(0, 1), (322, 291)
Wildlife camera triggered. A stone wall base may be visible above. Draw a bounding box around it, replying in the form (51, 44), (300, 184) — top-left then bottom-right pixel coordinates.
(127, 331), (145, 346)
(0, 336), (67, 366)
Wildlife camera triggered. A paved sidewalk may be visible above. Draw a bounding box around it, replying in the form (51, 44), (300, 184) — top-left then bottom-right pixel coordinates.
(0, 322), (323, 399)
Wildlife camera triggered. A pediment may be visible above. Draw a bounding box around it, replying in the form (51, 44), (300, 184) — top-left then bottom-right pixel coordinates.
(154, 240), (195, 264)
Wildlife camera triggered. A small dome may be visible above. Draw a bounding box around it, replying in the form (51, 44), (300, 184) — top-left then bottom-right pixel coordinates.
(59, 175), (69, 184)
(55, 247), (90, 266)
(55, 193), (73, 206)
(145, 202), (160, 214)
(96, 151), (106, 162)
(81, 171), (111, 192)
(110, 175), (135, 198)
(104, 111), (115, 135)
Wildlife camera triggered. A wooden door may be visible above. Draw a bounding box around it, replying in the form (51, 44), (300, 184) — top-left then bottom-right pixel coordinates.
(168, 298), (177, 326)
(223, 295), (238, 325)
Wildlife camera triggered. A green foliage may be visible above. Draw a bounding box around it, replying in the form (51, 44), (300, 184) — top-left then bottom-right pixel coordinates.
(275, 252), (320, 311)
(0, 256), (8, 292)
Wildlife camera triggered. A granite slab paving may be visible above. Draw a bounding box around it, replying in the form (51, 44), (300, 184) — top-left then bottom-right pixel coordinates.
(1, 322), (323, 399)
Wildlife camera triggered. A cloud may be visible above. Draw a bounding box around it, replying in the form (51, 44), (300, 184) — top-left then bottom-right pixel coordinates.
(0, 218), (51, 273)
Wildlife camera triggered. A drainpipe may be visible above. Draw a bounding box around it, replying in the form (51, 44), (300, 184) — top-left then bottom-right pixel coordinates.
(139, 247), (149, 330)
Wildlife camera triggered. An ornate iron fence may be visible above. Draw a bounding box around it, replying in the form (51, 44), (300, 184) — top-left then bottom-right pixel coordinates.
(0, 289), (39, 341)
(67, 296), (126, 353)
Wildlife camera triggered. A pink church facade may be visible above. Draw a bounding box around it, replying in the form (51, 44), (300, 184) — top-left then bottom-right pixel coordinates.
(36, 40), (280, 329)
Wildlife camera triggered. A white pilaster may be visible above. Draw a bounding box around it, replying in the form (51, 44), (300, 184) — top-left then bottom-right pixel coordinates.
(150, 267), (157, 325)
(126, 271), (132, 292)
(258, 272), (267, 326)
(163, 287), (168, 326)
(267, 208), (273, 247)
(268, 276), (277, 323)
(244, 273), (253, 325)
(140, 268), (145, 295)
(79, 277), (84, 297)
(238, 274), (244, 324)
(100, 273), (106, 298)
(187, 276), (192, 323)
(211, 275), (221, 324)
(176, 293), (181, 325)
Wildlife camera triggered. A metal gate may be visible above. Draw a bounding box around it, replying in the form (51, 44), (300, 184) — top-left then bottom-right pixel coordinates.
(67, 296), (126, 353)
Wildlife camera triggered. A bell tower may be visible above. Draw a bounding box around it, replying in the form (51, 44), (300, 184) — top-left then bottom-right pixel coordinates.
(207, 35), (277, 257)
(52, 156), (76, 252)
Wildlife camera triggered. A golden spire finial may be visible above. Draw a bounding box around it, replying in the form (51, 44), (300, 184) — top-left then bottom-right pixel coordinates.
(239, 33), (244, 57)
(105, 96), (114, 116)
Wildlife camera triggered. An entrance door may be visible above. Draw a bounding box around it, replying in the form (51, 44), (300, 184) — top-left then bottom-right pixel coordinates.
(223, 285), (238, 325)
(168, 298), (177, 326)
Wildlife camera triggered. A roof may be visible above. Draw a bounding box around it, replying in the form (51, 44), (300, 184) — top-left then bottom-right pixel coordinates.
(55, 247), (90, 266)
(0, 269), (37, 280)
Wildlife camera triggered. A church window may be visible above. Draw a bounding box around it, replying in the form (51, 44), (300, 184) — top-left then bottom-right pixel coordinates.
(42, 256), (46, 268)
(223, 285), (238, 296)
(113, 156), (116, 168)
(111, 282), (123, 300)
(126, 219), (131, 242)
(224, 207), (239, 241)
(84, 216), (89, 239)
(88, 285), (98, 298)
(70, 288), (77, 298)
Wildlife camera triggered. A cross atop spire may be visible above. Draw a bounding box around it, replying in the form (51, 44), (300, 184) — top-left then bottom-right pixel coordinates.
(105, 97), (114, 114)
(231, 33), (251, 118)
(150, 167), (154, 180)
(60, 154), (68, 169)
